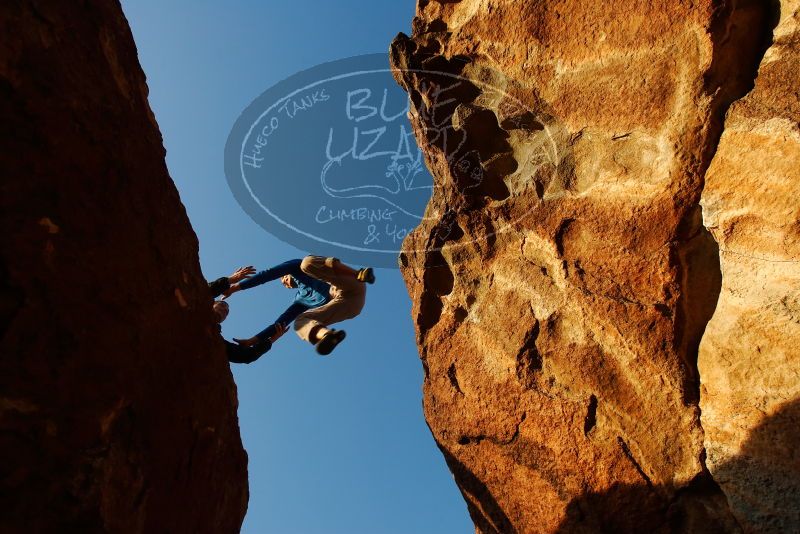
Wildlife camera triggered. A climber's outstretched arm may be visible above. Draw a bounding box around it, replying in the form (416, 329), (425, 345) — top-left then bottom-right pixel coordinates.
(260, 302), (308, 339)
(209, 265), (255, 298)
(223, 259), (304, 299)
(233, 322), (288, 348)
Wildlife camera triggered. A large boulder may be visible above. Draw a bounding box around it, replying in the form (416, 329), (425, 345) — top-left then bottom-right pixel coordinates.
(0, 2), (248, 531)
(391, 0), (796, 532)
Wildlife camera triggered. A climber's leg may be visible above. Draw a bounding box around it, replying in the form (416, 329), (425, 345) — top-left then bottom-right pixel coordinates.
(299, 256), (375, 290)
(293, 291), (364, 341)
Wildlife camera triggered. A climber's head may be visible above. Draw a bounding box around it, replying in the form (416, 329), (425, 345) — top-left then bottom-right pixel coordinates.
(281, 274), (297, 289)
(213, 300), (229, 323)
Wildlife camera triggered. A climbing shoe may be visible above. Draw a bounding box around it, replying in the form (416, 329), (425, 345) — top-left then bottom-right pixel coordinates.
(356, 267), (375, 284)
(315, 329), (347, 355)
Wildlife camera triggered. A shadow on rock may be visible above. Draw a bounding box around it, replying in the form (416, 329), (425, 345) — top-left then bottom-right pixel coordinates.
(439, 443), (517, 534)
(712, 396), (800, 533)
(555, 398), (800, 533)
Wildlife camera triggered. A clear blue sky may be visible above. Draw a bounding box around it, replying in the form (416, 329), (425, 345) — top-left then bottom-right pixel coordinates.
(120, 2), (471, 533)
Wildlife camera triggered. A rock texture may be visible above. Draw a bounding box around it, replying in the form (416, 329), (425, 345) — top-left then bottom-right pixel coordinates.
(0, 1), (247, 532)
(699, 1), (800, 531)
(391, 0), (797, 532)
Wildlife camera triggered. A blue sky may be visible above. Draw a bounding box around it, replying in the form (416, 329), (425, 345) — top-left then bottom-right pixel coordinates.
(121, 2), (471, 533)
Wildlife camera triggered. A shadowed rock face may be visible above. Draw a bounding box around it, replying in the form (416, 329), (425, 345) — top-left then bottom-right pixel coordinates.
(0, 1), (248, 532)
(391, 0), (798, 532)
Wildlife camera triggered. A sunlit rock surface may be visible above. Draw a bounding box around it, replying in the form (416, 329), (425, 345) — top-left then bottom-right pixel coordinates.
(699, 1), (800, 531)
(391, 0), (797, 532)
(0, 2), (248, 531)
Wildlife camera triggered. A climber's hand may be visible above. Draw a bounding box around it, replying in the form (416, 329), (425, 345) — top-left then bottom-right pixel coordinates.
(228, 266), (255, 284)
(222, 283), (241, 300)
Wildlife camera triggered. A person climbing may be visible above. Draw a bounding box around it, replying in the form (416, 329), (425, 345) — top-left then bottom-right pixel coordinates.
(224, 256), (375, 355)
(209, 265), (287, 363)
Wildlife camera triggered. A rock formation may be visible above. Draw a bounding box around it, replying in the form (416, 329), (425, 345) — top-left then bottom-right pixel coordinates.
(391, 0), (798, 532)
(0, 1), (248, 532)
(699, 1), (800, 530)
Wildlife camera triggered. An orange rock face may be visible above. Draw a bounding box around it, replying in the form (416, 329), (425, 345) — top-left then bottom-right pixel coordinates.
(0, 2), (247, 531)
(391, 0), (797, 532)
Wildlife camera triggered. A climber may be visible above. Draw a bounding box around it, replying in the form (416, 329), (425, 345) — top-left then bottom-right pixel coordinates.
(223, 256), (375, 355)
(209, 265), (287, 364)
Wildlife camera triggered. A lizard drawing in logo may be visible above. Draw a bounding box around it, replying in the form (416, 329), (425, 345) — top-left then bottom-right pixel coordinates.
(319, 125), (433, 220)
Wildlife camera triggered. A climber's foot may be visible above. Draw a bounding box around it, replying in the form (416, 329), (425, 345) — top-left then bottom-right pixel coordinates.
(356, 267), (375, 284)
(315, 329), (346, 355)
